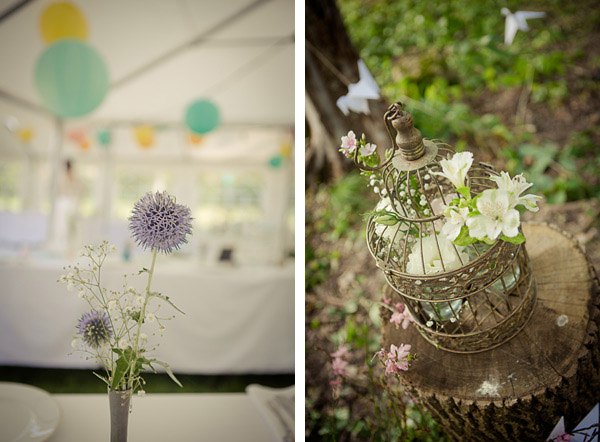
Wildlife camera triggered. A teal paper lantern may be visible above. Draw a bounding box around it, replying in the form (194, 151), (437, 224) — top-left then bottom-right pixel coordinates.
(268, 154), (283, 169)
(97, 129), (111, 147)
(185, 100), (220, 134)
(34, 40), (109, 118)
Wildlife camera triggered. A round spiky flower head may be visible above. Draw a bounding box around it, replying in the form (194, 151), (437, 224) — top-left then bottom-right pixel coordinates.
(129, 191), (193, 254)
(77, 311), (113, 348)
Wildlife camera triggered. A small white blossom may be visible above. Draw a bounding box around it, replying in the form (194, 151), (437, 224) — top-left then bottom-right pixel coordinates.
(432, 152), (473, 190)
(118, 338), (129, 349)
(137, 390), (146, 396)
(146, 313), (156, 323)
(339, 131), (357, 157)
(360, 142), (377, 156)
(140, 333), (148, 341)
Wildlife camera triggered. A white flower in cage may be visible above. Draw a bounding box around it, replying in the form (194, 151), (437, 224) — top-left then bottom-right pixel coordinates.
(433, 151), (473, 192)
(374, 197), (410, 242)
(406, 234), (468, 275)
(441, 206), (470, 241)
(466, 189), (520, 240)
(490, 171), (542, 212)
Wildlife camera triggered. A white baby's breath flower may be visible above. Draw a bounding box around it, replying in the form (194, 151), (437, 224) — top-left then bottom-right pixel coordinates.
(140, 333), (148, 341)
(135, 296), (144, 306)
(441, 206), (470, 241)
(146, 313), (156, 323)
(433, 152), (473, 190)
(71, 338), (80, 349)
(406, 235), (468, 275)
(107, 300), (117, 311)
(118, 338), (129, 349)
(466, 189), (520, 240)
(490, 171), (542, 212)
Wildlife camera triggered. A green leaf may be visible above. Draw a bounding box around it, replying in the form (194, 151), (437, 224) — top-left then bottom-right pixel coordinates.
(453, 225), (478, 246)
(153, 360), (183, 388)
(111, 354), (130, 390)
(151, 292), (185, 315)
(374, 214), (398, 226)
(456, 186), (471, 199)
(500, 233), (525, 244)
(92, 371), (110, 386)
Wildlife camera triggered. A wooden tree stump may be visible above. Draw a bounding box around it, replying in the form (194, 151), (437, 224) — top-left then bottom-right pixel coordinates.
(383, 223), (600, 441)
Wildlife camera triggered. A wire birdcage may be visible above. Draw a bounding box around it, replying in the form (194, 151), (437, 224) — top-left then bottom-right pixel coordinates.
(356, 103), (537, 353)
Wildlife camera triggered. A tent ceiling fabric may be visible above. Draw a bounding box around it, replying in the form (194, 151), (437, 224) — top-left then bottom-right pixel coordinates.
(0, 0), (294, 125)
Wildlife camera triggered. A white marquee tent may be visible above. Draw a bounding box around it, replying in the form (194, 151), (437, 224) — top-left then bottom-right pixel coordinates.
(0, 0), (295, 375)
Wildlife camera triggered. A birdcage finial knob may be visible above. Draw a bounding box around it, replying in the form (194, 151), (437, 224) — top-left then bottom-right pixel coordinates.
(385, 102), (425, 161)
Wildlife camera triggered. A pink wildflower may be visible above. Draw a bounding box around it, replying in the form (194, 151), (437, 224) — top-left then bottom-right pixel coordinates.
(376, 343), (412, 375)
(331, 357), (348, 376)
(382, 295), (391, 305)
(339, 131), (357, 157)
(331, 344), (349, 360)
(359, 142), (377, 156)
(390, 303), (414, 330)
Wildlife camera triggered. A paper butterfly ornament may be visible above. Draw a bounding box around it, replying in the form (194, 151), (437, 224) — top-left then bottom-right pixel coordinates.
(336, 59), (380, 116)
(501, 8), (546, 45)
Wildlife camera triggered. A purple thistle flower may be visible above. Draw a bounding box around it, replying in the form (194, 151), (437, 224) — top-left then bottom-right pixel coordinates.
(129, 191), (193, 254)
(77, 311), (112, 348)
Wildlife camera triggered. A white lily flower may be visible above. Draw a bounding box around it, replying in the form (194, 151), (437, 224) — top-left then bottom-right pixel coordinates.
(466, 189), (520, 240)
(406, 235), (468, 275)
(432, 152), (473, 190)
(490, 171), (542, 212)
(441, 206), (470, 241)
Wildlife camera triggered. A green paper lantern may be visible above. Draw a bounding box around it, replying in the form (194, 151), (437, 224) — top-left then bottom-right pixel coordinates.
(185, 100), (220, 134)
(97, 129), (111, 147)
(268, 154), (283, 169)
(34, 40), (109, 118)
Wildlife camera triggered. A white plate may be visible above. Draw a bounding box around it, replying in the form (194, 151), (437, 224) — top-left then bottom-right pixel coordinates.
(0, 382), (60, 442)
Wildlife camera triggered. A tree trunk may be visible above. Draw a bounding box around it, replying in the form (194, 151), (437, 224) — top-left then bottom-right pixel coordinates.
(305, 0), (389, 186)
(382, 223), (600, 441)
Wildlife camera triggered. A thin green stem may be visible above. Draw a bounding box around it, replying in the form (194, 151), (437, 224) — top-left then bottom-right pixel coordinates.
(126, 249), (158, 390)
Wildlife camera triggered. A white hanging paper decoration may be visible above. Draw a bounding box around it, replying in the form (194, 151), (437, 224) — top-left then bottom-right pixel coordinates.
(501, 8), (545, 45)
(336, 59), (380, 116)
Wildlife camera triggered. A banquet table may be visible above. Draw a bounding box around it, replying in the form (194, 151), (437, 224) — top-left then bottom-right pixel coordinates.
(0, 254), (294, 373)
(47, 393), (277, 442)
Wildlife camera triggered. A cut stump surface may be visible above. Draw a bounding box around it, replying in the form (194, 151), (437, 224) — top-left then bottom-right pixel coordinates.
(383, 223), (600, 441)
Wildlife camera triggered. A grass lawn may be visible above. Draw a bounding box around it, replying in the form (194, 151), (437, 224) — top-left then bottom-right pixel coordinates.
(0, 366), (294, 394)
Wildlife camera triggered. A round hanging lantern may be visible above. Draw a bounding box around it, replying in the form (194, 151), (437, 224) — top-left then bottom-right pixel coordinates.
(39, 1), (88, 43)
(268, 154), (283, 169)
(97, 129), (111, 147)
(34, 40), (109, 118)
(184, 100), (220, 135)
(354, 103), (537, 354)
(134, 125), (154, 149)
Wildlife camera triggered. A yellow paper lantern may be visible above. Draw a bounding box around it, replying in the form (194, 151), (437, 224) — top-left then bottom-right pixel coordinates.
(134, 126), (154, 149)
(40, 2), (88, 44)
(279, 141), (292, 158)
(17, 128), (34, 143)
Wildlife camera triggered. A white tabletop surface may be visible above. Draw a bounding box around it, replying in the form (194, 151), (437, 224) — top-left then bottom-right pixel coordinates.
(47, 393), (276, 442)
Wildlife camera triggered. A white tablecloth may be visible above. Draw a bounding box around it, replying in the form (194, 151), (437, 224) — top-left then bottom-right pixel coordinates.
(48, 393), (277, 442)
(0, 256), (294, 373)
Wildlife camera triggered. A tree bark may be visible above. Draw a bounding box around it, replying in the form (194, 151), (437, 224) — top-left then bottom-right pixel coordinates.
(382, 223), (600, 441)
(305, 0), (389, 186)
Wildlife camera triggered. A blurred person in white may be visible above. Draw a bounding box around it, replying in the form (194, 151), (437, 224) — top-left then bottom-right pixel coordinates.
(48, 159), (81, 257)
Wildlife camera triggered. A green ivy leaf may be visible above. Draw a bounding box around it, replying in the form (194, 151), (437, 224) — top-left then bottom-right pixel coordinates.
(500, 233), (525, 244)
(374, 214), (398, 226)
